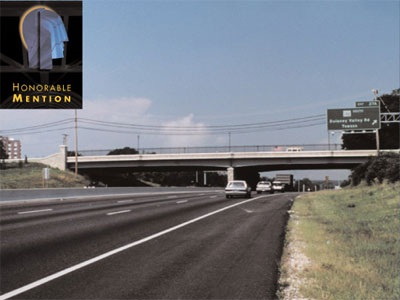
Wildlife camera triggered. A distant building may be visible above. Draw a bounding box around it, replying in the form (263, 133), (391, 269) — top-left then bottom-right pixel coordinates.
(0, 136), (21, 159)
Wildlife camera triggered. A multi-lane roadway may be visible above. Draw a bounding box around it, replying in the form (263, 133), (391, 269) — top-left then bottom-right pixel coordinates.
(0, 190), (296, 299)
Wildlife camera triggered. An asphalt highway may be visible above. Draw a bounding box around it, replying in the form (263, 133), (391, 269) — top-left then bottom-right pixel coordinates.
(0, 191), (296, 299)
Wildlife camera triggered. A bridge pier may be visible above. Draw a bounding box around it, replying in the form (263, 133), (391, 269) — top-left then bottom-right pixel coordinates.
(227, 167), (260, 190)
(227, 167), (234, 182)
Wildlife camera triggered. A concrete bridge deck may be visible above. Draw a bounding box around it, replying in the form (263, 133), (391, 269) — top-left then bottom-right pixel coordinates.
(7, 146), (398, 187)
(66, 149), (382, 171)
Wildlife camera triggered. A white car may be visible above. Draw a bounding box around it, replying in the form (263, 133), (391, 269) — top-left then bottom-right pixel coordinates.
(272, 181), (285, 193)
(225, 180), (252, 198)
(286, 147), (304, 152)
(256, 181), (273, 194)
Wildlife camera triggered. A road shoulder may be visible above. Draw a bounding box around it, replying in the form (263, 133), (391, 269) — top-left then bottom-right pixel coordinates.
(277, 195), (312, 300)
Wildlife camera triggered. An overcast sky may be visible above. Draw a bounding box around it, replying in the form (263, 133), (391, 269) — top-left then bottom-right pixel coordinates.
(1, 0), (398, 180)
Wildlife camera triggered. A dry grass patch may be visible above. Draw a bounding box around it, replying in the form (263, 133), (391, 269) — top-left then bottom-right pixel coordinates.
(0, 162), (89, 189)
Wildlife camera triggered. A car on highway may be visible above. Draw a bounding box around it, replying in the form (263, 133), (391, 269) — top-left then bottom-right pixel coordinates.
(272, 181), (285, 193)
(286, 146), (304, 152)
(256, 181), (273, 194)
(225, 180), (252, 198)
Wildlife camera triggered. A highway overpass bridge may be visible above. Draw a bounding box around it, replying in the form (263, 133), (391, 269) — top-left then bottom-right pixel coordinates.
(24, 145), (396, 187)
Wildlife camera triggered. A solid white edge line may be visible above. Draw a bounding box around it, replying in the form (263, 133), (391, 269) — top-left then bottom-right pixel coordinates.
(176, 200), (188, 204)
(0, 194), (274, 300)
(106, 210), (131, 216)
(17, 209), (53, 215)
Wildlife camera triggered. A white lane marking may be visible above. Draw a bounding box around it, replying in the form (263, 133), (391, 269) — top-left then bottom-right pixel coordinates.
(0, 194), (273, 300)
(167, 196), (177, 199)
(210, 195), (217, 199)
(117, 200), (133, 203)
(106, 210), (131, 216)
(176, 200), (188, 204)
(17, 209), (53, 215)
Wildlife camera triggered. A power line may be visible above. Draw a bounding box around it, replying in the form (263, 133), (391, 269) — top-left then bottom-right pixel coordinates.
(0, 114), (326, 136)
(0, 119), (74, 134)
(78, 119), (324, 134)
(0, 127), (75, 136)
(78, 114), (325, 130)
(78, 121), (325, 136)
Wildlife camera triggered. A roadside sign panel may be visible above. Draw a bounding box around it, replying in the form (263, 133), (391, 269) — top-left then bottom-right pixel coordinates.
(327, 107), (380, 130)
(355, 101), (380, 107)
(43, 168), (50, 180)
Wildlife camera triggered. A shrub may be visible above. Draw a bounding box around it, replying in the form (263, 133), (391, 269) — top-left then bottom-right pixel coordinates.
(351, 153), (400, 186)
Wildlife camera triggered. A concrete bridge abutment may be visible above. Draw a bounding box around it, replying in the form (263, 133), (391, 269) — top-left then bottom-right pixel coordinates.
(27, 145), (68, 170)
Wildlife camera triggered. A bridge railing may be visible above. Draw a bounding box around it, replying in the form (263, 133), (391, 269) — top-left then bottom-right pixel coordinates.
(75, 144), (342, 156)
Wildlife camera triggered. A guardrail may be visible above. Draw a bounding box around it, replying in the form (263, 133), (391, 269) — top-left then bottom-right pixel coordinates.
(74, 144), (343, 156)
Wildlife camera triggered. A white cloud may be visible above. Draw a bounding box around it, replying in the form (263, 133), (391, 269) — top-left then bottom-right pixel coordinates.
(0, 98), (223, 155)
(161, 114), (211, 147)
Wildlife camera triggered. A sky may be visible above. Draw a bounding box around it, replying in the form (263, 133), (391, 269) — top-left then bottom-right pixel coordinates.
(1, 0), (399, 180)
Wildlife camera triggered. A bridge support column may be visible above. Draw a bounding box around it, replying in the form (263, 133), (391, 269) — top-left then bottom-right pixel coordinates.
(227, 167), (234, 182)
(235, 167), (260, 191)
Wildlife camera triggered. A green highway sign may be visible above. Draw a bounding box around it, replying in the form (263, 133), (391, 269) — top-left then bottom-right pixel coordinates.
(355, 100), (380, 107)
(327, 107), (380, 130)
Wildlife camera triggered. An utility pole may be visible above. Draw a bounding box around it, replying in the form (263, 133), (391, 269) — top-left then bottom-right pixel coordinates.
(62, 134), (68, 146)
(228, 132), (231, 152)
(74, 110), (78, 175)
(137, 135), (140, 153)
(331, 131), (335, 150)
(327, 130), (330, 150)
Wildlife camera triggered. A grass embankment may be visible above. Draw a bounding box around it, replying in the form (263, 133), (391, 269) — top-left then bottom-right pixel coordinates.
(0, 162), (90, 189)
(279, 183), (400, 300)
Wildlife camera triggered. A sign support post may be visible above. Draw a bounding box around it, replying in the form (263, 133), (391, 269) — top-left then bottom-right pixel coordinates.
(327, 130), (330, 150)
(372, 93), (380, 155)
(376, 129), (380, 154)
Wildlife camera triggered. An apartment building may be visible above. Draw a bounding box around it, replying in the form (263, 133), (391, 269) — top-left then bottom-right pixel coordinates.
(0, 136), (21, 159)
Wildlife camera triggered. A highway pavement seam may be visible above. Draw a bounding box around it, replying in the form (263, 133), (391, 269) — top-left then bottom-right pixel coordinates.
(0, 190), (223, 206)
(17, 208), (53, 215)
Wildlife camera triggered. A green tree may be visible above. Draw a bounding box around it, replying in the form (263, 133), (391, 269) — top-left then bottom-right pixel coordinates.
(342, 89), (400, 150)
(0, 140), (8, 169)
(350, 153), (400, 186)
(294, 178), (316, 191)
(107, 147), (139, 155)
(0, 140), (8, 159)
(67, 151), (82, 156)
